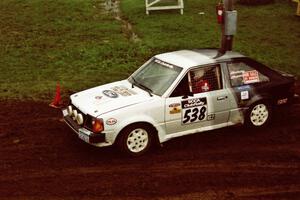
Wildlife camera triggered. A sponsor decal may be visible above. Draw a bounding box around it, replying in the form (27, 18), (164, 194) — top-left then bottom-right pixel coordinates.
(103, 90), (118, 98)
(169, 103), (181, 114)
(169, 103), (181, 108)
(230, 70), (244, 79)
(154, 59), (174, 69)
(241, 91), (249, 100)
(237, 85), (251, 91)
(207, 114), (215, 121)
(111, 86), (136, 97)
(95, 96), (102, 100)
(182, 97), (207, 109)
(106, 118), (117, 125)
(277, 98), (288, 105)
(243, 70), (260, 84)
(181, 97), (207, 124)
(170, 107), (181, 114)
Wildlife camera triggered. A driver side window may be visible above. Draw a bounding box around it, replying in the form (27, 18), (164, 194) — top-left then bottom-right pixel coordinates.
(190, 65), (222, 94)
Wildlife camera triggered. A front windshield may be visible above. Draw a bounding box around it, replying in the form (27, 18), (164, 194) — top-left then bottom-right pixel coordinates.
(129, 59), (183, 96)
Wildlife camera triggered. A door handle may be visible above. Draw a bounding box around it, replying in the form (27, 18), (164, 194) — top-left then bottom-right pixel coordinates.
(217, 96), (227, 101)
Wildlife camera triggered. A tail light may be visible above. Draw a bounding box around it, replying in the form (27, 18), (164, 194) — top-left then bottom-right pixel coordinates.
(92, 118), (104, 134)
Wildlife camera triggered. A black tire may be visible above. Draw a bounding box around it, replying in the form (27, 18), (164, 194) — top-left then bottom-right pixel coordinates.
(246, 101), (272, 128)
(117, 123), (153, 156)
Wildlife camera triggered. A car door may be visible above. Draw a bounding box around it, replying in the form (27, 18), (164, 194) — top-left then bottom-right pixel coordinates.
(165, 64), (231, 135)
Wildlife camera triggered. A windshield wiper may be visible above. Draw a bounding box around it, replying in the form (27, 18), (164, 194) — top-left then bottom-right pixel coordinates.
(130, 77), (153, 97)
(131, 76), (137, 88)
(137, 83), (153, 97)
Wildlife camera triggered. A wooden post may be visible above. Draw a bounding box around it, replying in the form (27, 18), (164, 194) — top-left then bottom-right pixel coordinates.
(297, 0), (300, 16)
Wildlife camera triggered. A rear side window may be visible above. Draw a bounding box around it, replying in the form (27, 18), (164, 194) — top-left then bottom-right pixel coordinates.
(228, 62), (270, 87)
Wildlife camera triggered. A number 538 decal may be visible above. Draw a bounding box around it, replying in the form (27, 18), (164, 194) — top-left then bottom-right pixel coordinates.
(181, 97), (207, 124)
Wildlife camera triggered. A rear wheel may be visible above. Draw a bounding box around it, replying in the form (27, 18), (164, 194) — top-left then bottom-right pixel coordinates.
(117, 124), (153, 156)
(247, 102), (271, 127)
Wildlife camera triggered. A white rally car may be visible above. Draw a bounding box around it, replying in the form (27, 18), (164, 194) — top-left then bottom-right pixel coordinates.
(62, 49), (296, 156)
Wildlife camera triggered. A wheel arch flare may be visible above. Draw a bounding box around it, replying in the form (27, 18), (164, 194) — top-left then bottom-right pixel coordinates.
(113, 116), (166, 145)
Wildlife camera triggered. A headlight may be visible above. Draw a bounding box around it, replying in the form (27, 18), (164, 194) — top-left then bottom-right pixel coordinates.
(76, 114), (84, 125)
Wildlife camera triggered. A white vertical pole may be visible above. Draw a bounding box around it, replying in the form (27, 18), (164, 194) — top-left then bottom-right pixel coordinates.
(180, 0), (184, 15)
(146, 0), (149, 15)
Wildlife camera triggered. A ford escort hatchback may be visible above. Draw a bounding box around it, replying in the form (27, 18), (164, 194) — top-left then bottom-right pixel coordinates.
(62, 49), (296, 156)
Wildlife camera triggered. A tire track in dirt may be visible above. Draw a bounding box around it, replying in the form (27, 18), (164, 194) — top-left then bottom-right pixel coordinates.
(1, 160), (300, 182)
(0, 99), (300, 199)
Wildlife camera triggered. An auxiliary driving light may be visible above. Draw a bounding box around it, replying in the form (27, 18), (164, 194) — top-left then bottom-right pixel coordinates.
(72, 110), (78, 120)
(76, 114), (84, 125)
(67, 105), (73, 116)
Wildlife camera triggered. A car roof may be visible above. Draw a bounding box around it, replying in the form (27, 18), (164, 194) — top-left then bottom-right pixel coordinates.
(155, 49), (246, 69)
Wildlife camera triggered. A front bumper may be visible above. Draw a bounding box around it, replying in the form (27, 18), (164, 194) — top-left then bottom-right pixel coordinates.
(62, 109), (112, 147)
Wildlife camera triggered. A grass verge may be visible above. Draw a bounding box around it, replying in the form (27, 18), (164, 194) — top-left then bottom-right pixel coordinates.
(0, 0), (299, 100)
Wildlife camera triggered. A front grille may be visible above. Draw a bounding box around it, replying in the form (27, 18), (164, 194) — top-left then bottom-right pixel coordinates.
(67, 104), (95, 132)
(84, 114), (94, 131)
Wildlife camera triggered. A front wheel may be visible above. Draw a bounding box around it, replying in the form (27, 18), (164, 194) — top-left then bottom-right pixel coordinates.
(246, 102), (271, 127)
(117, 124), (153, 156)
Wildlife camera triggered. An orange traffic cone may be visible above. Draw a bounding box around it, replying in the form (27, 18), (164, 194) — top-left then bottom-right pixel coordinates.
(49, 82), (62, 108)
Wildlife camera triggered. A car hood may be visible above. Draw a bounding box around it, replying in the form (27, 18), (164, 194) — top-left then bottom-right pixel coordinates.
(70, 80), (153, 117)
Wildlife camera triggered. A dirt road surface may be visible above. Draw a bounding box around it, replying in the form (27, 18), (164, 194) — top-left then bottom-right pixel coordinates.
(1, 93), (300, 199)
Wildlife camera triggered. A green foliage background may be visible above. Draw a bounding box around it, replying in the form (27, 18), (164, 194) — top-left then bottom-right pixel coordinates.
(0, 0), (299, 100)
